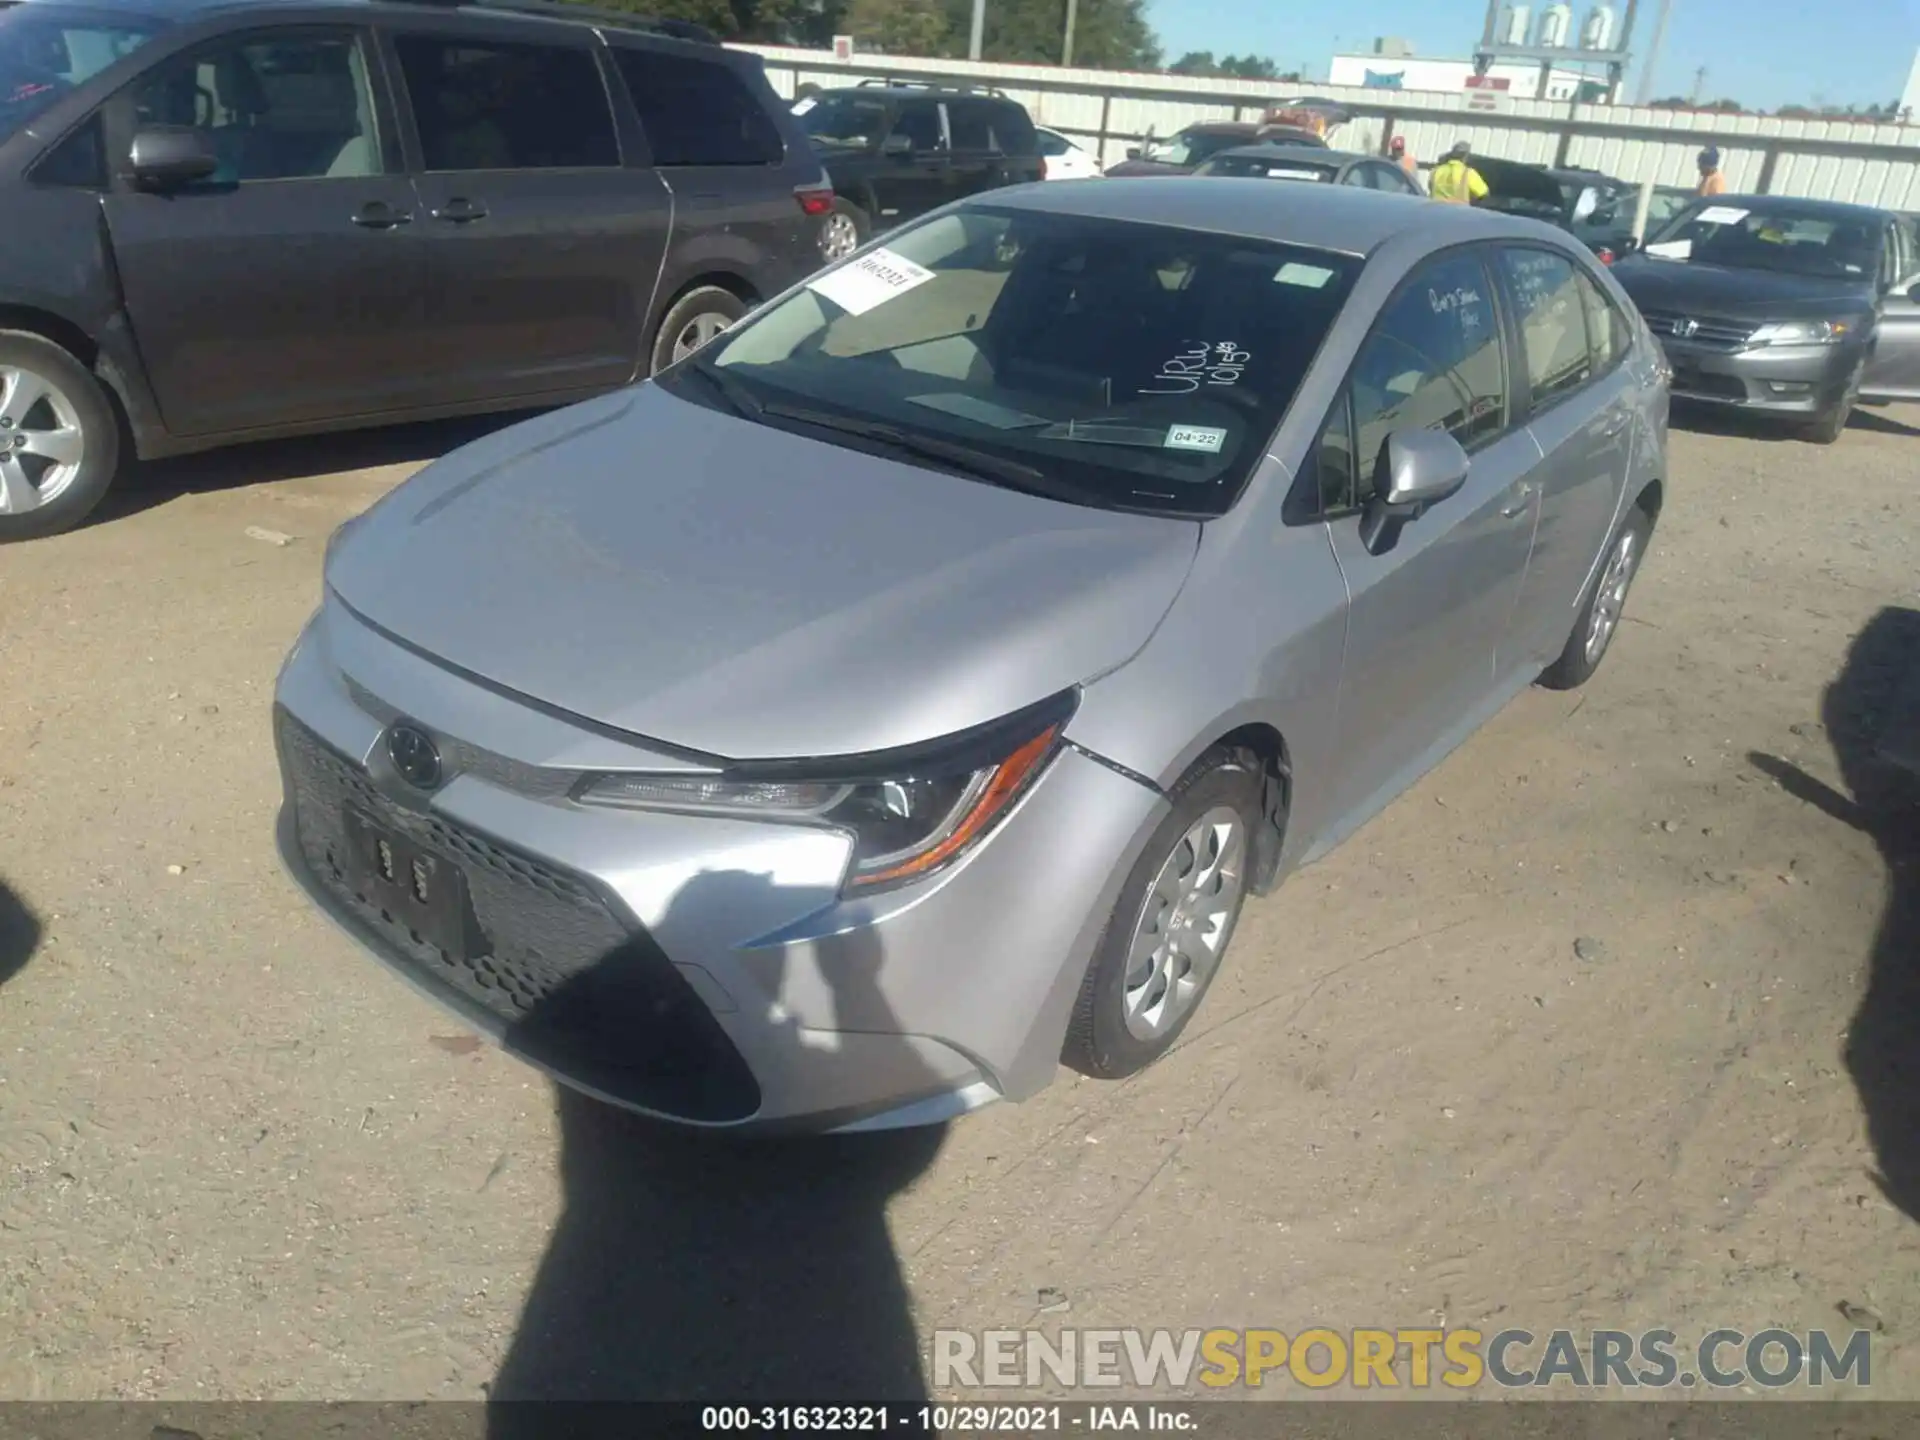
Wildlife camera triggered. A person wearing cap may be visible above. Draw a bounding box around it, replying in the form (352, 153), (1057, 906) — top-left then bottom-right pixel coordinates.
(1697, 146), (1727, 196)
(1389, 135), (1417, 177)
(1429, 141), (1488, 204)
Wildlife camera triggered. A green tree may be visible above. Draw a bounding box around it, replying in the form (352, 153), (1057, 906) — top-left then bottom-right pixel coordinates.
(1168, 49), (1217, 74)
(564, 0), (847, 45)
(1217, 53), (1279, 80)
(844, 0), (951, 52)
(938, 0), (1161, 69)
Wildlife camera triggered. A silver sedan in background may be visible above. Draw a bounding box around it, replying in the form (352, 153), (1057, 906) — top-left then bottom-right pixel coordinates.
(273, 180), (1670, 1134)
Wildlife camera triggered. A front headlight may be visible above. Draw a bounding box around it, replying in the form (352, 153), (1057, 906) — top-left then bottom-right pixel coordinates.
(1749, 319), (1851, 347)
(574, 691), (1078, 893)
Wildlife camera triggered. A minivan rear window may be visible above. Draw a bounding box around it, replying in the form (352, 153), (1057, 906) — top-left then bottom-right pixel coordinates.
(615, 47), (783, 166)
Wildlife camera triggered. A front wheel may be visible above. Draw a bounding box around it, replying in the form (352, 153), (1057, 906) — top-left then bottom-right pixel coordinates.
(1804, 360), (1864, 445)
(647, 285), (748, 376)
(1062, 746), (1265, 1080)
(0, 330), (121, 542)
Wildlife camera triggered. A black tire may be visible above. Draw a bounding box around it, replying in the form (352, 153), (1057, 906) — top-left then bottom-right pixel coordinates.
(820, 196), (868, 263)
(1538, 504), (1653, 691)
(646, 285), (749, 376)
(1804, 396), (1853, 445)
(0, 329), (120, 542)
(1062, 746), (1266, 1080)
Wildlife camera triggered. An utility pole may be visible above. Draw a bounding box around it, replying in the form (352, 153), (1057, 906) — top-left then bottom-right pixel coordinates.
(969, 0), (985, 60)
(1633, 0), (1671, 104)
(1061, 0), (1078, 66)
(1689, 64), (1706, 104)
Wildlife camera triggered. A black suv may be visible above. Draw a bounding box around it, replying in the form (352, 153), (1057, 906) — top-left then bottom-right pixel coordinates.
(0, 0), (831, 539)
(795, 81), (1044, 260)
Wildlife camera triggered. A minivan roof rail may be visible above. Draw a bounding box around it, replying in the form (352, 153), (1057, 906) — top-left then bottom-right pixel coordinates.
(387, 0), (722, 43)
(853, 76), (1009, 97)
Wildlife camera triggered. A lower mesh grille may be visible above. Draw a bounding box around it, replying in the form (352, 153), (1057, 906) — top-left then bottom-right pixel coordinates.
(275, 707), (760, 1122)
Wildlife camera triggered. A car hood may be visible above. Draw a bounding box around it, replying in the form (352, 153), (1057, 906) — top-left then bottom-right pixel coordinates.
(1611, 256), (1875, 320)
(326, 385), (1202, 761)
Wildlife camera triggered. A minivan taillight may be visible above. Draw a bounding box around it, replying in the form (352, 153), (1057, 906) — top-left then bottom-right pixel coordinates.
(795, 182), (834, 217)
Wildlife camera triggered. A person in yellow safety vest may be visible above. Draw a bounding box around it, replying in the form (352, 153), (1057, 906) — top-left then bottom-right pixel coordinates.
(1389, 135), (1417, 177)
(1429, 142), (1488, 204)
(1697, 146), (1727, 196)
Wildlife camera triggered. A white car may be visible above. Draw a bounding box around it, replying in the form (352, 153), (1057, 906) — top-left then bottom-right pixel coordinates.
(1035, 126), (1103, 180)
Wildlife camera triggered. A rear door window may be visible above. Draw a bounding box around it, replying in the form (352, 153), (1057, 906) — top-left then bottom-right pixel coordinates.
(946, 97), (995, 152)
(613, 47), (783, 166)
(890, 100), (942, 152)
(394, 34), (619, 171)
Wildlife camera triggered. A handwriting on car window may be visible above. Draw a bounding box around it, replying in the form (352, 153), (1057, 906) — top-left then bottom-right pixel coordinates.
(1142, 341), (1252, 394)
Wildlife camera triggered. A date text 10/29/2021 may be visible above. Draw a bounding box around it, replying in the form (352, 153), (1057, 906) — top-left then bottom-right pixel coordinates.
(700, 1406), (1195, 1433)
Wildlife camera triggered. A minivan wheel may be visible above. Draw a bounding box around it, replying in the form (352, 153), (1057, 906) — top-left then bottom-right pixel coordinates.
(648, 286), (749, 375)
(821, 198), (867, 262)
(1538, 505), (1652, 691)
(1062, 746), (1263, 1080)
(0, 330), (120, 542)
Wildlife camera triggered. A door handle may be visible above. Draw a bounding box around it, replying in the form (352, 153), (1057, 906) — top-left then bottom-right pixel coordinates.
(431, 199), (489, 224)
(1500, 483), (1538, 519)
(350, 202), (412, 229)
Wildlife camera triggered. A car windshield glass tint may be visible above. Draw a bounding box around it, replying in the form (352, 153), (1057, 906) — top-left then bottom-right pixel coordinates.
(1646, 203), (1882, 280)
(0, 3), (160, 143)
(681, 205), (1361, 518)
(801, 94), (887, 148)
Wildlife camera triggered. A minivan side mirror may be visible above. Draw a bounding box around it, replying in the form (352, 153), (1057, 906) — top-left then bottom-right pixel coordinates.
(127, 128), (219, 190)
(1359, 428), (1471, 554)
(881, 133), (914, 157)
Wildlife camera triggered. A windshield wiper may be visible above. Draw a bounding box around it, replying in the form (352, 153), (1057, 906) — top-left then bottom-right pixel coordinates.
(760, 401), (1096, 503)
(682, 359), (764, 419)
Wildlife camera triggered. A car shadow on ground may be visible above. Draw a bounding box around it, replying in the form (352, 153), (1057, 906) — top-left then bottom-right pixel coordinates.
(95, 411), (545, 525)
(1849, 406), (1920, 440)
(1670, 400), (1920, 443)
(486, 867), (948, 1429)
(1748, 605), (1920, 1222)
(0, 878), (42, 991)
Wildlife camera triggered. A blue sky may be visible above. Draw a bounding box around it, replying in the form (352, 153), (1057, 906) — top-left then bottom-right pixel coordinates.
(1145, 0), (1918, 112)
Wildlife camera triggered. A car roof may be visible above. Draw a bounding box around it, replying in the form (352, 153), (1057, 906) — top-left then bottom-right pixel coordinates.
(1693, 193), (1895, 223)
(12, 0), (723, 37)
(983, 176), (1537, 257)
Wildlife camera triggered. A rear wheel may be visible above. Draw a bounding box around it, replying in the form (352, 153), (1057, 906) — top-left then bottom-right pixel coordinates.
(648, 285), (748, 376)
(820, 198), (867, 263)
(0, 330), (120, 543)
(1062, 747), (1264, 1080)
(1539, 505), (1651, 691)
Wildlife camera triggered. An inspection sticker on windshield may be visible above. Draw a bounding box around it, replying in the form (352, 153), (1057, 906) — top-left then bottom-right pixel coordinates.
(1165, 425), (1228, 454)
(806, 247), (936, 317)
(1696, 206), (1750, 225)
(791, 97), (817, 114)
(1274, 262), (1336, 288)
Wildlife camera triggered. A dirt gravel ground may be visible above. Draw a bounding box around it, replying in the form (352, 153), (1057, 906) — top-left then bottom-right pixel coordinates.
(3, 405), (1920, 1404)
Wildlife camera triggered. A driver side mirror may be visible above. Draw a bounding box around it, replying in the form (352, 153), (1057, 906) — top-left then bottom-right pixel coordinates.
(1359, 429), (1470, 554)
(881, 133), (914, 157)
(127, 127), (220, 191)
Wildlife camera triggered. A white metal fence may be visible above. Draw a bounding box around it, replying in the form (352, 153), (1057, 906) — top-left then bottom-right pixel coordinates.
(740, 43), (1920, 210)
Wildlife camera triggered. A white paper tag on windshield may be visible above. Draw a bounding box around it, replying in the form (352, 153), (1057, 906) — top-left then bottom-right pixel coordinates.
(791, 97), (817, 114)
(1644, 239), (1693, 259)
(806, 247), (935, 316)
(1265, 167), (1327, 181)
(1274, 262), (1335, 288)
(1165, 424), (1227, 454)
(1696, 206), (1750, 225)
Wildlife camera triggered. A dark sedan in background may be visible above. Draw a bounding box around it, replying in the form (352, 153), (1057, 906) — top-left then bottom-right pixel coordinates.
(1611, 195), (1920, 442)
(1106, 120), (1326, 176)
(1191, 144), (1424, 195)
(1473, 158), (1641, 260)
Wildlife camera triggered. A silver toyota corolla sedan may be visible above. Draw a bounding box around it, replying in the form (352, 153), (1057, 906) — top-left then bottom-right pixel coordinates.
(273, 180), (1669, 1134)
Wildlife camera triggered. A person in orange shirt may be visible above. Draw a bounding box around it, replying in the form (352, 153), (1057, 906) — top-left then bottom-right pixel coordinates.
(1698, 146), (1727, 196)
(1389, 135), (1417, 177)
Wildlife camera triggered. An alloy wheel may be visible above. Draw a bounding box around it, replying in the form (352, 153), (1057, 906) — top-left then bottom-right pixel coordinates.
(0, 364), (86, 515)
(1584, 528), (1639, 665)
(1121, 805), (1247, 1041)
(670, 312), (735, 365)
(820, 213), (860, 262)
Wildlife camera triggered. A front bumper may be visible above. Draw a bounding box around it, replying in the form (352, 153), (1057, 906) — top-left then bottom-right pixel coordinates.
(1658, 337), (1858, 415)
(271, 600), (1165, 1134)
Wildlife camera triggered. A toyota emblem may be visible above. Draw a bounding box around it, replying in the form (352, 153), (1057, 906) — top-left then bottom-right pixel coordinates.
(386, 722), (442, 791)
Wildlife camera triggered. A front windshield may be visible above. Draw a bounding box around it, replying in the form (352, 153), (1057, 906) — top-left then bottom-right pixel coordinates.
(0, 3), (160, 144)
(800, 94), (889, 150)
(1644, 201), (1883, 281)
(670, 205), (1362, 518)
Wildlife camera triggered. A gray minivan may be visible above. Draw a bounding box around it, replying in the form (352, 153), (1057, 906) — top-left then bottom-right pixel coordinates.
(0, 0), (832, 539)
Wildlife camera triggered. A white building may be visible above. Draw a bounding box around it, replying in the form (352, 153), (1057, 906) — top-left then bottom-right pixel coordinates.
(1327, 52), (1595, 102)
